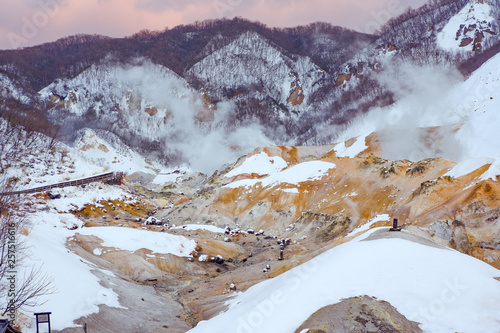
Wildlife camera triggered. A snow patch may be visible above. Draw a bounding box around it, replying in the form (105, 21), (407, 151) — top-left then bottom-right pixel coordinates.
(333, 134), (368, 158)
(281, 188), (300, 194)
(480, 159), (500, 181)
(152, 173), (182, 185)
(173, 224), (226, 233)
(76, 226), (197, 257)
(225, 152), (288, 177)
(345, 214), (390, 238)
(444, 157), (494, 178)
(225, 161), (336, 189)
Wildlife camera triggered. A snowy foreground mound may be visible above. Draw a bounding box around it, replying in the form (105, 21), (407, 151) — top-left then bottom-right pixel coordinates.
(189, 228), (500, 333)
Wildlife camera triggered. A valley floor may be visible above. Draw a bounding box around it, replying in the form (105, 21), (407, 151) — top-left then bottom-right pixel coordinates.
(13, 144), (500, 332)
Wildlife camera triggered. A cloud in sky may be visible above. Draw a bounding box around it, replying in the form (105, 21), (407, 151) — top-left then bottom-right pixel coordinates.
(0, 0), (428, 50)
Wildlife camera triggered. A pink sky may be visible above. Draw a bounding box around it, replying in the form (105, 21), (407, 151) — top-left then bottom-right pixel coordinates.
(0, 0), (428, 50)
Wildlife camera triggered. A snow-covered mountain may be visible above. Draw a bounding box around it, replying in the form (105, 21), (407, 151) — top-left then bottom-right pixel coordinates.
(188, 31), (326, 115)
(1, 0), (499, 174)
(39, 59), (202, 139)
(38, 58), (275, 174)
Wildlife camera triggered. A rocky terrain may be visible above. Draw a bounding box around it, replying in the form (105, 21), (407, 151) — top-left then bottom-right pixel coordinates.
(13, 127), (497, 332)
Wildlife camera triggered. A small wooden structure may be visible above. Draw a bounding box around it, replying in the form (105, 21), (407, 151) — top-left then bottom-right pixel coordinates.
(34, 312), (51, 333)
(389, 218), (402, 232)
(0, 319), (22, 333)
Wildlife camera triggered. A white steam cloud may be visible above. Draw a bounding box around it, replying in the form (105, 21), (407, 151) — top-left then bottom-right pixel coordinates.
(339, 59), (467, 162)
(113, 59), (272, 174)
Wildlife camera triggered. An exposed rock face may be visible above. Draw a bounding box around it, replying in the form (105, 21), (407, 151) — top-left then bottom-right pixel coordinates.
(287, 84), (305, 105)
(451, 220), (472, 254)
(295, 211), (351, 241)
(335, 73), (352, 87)
(295, 295), (422, 333)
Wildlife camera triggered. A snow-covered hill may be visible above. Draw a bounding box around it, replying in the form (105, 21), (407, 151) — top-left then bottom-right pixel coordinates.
(0, 117), (166, 192)
(73, 128), (166, 174)
(0, 118), (102, 190)
(188, 228), (500, 333)
(336, 50), (500, 175)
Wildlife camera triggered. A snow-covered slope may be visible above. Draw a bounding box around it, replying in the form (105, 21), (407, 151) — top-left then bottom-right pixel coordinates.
(39, 59), (205, 141)
(0, 73), (31, 104)
(21, 207), (198, 332)
(74, 128), (164, 174)
(224, 160), (336, 189)
(188, 31), (327, 114)
(224, 152), (288, 178)
(449, 52), (500, 178)
(21, 212), (123, 331)
(189, 228), (500, 333)
(438, 0), (499, 53)
(335, 50), (500, 170)
(0, 117), (164, 192)
(0, 118), (104, 190)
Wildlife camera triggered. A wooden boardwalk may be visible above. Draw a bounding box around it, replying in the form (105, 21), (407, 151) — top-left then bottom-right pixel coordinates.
(0, 172), (123, 196)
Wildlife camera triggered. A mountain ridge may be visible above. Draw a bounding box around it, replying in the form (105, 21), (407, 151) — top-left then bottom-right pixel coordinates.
(0, 1), (499, 168)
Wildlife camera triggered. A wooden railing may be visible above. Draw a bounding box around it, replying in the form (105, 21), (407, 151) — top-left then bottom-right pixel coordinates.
(0, 172), (123, 196)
